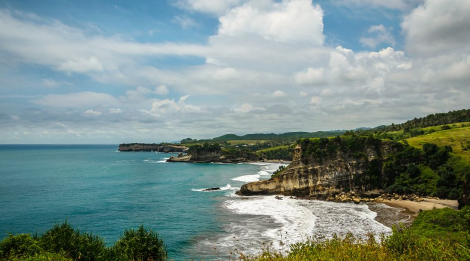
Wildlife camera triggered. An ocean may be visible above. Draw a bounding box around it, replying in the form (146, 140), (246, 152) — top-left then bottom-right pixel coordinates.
(0, 145), (406, 260)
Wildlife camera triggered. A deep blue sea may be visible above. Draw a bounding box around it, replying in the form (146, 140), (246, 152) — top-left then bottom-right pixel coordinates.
(0, 145), (401, 260)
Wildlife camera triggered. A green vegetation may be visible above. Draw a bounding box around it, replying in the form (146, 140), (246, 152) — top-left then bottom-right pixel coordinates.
(227, 140), (268, 145)
(374, 109), (470, 132)
(0, 222), (166, 261)
(257, 145), (293, 161)
(407, 125), (470, 163)
(295, 130), (469, 204)
(222, 147), (260, 161)
(245, 207), (470, 261)
(187, 142), (221, 155)
(298, 133), (383, 164)
(181, 130), (345, 145)
(409, 207), (470, 245)
(212, 131), (346, 142)
(271, 165), (287, 178)
(4, 208), (470, 261)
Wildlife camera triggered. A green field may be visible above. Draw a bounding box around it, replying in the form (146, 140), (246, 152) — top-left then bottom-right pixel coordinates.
(406, 124), (470, 163)
(256, 145), (289, 153)
(227, 140), (267, 145)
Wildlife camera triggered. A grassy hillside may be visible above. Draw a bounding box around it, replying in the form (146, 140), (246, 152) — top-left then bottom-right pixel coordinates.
(374, 108), (470, 132)
(208, 130), (345, 142)
(256, 145), (293, 161)
(407, 124), (470, 163)
(227, 140), (268, 145)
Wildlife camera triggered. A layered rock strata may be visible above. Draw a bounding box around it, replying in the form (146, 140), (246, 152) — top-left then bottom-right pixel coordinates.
(238, 142), (396, 197)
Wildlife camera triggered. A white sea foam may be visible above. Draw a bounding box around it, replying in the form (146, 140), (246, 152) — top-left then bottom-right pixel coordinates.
(157, 157), (169, 163)
(232, 174), (261, 183)
(232, 163), (289, 183)
(196, 196), (393, 257)
(191, 162), (394, 258)
(143, 158), (169, 164)
(225, 196), (317, 251)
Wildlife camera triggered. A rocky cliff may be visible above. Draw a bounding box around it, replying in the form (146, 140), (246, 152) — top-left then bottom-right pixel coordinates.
(167, 143), (261, 163)
(118, 143), (188, 152)
(239, 137), (400, 197)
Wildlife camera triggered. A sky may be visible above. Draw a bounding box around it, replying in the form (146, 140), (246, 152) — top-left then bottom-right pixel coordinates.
(0, 0), (469, 144)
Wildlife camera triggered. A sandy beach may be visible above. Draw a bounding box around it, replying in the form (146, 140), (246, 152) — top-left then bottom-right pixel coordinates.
(381, 198), (459, 217)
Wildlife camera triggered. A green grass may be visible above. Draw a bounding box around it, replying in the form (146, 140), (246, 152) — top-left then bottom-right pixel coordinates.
(410, 208), (468, 245)
(406, 126), (470, 163)
(256, 145), (289, 153)
(243, 231), (470, 261)
(227, 140), (268, 145)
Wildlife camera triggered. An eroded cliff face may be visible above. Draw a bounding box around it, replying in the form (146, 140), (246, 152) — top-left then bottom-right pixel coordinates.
(239, 141), (397, 197)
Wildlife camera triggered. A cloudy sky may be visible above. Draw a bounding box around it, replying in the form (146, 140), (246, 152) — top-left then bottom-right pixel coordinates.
(0, 0), (469, 144)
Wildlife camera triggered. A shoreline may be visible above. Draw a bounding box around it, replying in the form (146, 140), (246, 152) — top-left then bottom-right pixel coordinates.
(379, 198), (459, 218)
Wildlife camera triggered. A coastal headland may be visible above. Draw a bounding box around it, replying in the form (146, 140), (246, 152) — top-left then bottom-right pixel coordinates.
(118, 143), (188, 152)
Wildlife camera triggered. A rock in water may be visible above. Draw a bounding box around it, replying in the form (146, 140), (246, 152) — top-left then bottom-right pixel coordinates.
(203, 187), (221, 191)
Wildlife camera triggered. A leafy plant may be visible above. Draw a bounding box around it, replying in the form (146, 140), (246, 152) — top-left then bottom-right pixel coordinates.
(110, 225), (167, 261)
(39, 221), (107, 261)
(0, 234), (42, 259)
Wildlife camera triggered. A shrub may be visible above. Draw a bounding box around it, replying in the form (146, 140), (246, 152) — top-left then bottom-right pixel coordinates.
(0, 234), (42, 259)
(110, 225), (167, 261)
(39, 222), (107, 260)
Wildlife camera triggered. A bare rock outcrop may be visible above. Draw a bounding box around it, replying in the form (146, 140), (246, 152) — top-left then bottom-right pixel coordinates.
(238, 139), (400, 198)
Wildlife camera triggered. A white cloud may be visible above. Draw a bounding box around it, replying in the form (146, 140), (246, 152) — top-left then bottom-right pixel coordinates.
(173, 0), (244, 15)
(310, 96), (321, 105)
(108, 108), (122, 114)
(141, 95), (201, 117)
(84, 110), (102, 116)
(320, 88), (334, 97)
(136, 86), (151, 94)
(360, 24), (396, 48)
(173, 15), (198, 29)
(213, 67), (237, 80)
(218, 0), (324, 44)
(147, 99), (180, 116)
(123, 90), (146, 103)
(1, 0), (470, 143)
(397, 63), (412, 70)
(272, 90), (286, 97)
(443, 56), (470, 82)
(33, 92), (118, 108)
(154, 85), (169, 95)
(41, 79), (70, 87)
(58, 56), (104, 73)
(294, 67), (325, 86)
(402, 0), (470, 57)
(335, 0), (423, 10)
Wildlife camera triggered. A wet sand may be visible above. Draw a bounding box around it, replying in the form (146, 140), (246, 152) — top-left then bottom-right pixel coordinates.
(380, 198), (458, 218)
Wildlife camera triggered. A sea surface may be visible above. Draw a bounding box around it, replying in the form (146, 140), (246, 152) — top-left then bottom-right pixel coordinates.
(0, 145), (406, 260)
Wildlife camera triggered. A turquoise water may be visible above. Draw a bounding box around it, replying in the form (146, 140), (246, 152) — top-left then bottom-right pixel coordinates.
(0, 145), (265, 259)
(0, 145), (397, 260)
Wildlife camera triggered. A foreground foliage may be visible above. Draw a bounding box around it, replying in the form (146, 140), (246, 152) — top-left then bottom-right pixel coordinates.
(2, 208), (470, 260)
(0, 222), (166, 261)
(244, 207), (470, 261)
